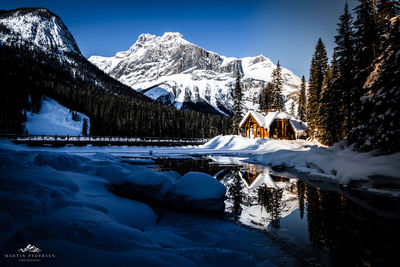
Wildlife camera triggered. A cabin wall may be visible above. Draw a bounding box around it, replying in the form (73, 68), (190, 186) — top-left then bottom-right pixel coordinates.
(239, 115), (297, 140)
(240, 114), (268, 139)
(269, 119), (296, 140)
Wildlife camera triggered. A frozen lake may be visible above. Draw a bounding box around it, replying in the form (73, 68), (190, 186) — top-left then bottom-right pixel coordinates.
(1, 138), (399, 266)
(141, 156), (400, 266)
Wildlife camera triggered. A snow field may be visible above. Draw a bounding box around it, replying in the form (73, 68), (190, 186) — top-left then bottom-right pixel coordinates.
(25, 96), (90, 136)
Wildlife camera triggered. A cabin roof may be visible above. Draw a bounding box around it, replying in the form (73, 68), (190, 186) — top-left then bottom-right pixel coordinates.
(239, 110), (307, 135)
(239, 110), (266, 128)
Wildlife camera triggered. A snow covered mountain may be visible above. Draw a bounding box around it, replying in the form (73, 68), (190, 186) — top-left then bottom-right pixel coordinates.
(0, 8), (80, 55)
(89, 33), (302, 116)
(0, 8), (145, 98)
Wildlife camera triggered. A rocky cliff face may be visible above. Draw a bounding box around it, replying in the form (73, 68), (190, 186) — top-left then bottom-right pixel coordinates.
(0, 8), (80, 55)
(89, 33), (302, 116)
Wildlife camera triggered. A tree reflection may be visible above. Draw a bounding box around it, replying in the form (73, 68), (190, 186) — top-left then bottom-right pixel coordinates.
(258, 185), (283, 229)
(229, 170), (244, 215)
(296, 179), (306, 219)
(304, 183), (400, 266)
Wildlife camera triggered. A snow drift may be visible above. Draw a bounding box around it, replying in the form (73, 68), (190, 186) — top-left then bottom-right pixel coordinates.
(25, 96), (90, 136)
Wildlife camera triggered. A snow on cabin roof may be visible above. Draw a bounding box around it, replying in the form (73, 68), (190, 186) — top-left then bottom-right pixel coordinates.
(239, 110), (307, 135)
(289, 118), (307, 133)
(239, 110), (267, 128)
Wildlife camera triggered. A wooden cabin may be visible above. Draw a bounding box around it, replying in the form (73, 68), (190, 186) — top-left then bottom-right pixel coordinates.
(239, 110), (306, 140)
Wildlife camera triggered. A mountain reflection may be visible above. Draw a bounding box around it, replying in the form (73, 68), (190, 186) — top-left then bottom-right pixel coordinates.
(154, 157), (400, 266)
(218, 163), (400, 266)
(220, 164), (298, 229)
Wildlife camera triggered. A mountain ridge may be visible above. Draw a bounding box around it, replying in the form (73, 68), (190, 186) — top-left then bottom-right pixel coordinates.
(0, 7), (231, 137)
(89, 32), (302, 116)
(0, 7), (80, 55)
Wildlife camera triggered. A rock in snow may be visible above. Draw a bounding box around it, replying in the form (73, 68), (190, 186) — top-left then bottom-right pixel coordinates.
(89, 32), (302, 115)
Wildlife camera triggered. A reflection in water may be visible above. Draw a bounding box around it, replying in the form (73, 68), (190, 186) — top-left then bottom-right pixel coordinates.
(153, 157), (400, 266)
(218, 163), (400, 266)
(258, 186), (283, 229)
(297, 180), (306, 219)
(220, 164), (298, 230)
(240, 163), (264, 187)
(229, 172), (244, 215)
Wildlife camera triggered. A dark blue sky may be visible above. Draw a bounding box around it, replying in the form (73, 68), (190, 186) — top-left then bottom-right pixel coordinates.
(1, 0), (357, 78)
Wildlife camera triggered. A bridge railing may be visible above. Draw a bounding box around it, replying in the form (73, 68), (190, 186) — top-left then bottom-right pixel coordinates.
(0, 134), (210, 145)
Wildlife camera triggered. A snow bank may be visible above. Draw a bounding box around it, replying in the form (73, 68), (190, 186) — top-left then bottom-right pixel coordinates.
(202, 135), (400, 185)
(174, 172), (226, 211)
(200, 135), (310, 153)
(0, 140), (226, 212)
(25, 96), (90, 135)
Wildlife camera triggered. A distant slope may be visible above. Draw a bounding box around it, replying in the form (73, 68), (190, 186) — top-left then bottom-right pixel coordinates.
(89, 33), (302, 116)
(25, 96), (90, 135)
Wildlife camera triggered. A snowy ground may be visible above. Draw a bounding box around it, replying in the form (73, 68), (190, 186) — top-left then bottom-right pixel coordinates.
(10, 135), (399, 187)
(0, 140), (306, 266)
(1, 135), (399, 265)
(25, 96), (90, 136)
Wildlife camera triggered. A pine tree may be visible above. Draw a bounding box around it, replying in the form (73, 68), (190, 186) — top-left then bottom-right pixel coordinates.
(348, 12), (400, 153)
(289, 101), (296, 117)
(354, 0), (378, 70)
(376, 0), (399, 53)
(334, 2), (355, 135)
(352, 0), (379, 130)
(232, 71), (243, 132)
(270, 61), (284, 111)
(306, 38), (328, 138)
(259, 82), (274, 111)
(82, 118), (88, 136)
(298, 75), (307, 121)
(318, 53), (341, 145)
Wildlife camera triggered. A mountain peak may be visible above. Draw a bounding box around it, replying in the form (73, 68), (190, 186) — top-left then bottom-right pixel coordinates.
(0, 7), (80, 55)
(89, 31), (302, 116)
(162, 32), (183, 39)
(137, 33), (156, 42)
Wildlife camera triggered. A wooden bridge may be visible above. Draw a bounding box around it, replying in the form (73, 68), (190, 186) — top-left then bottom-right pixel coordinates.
(1, 134), (210, 147)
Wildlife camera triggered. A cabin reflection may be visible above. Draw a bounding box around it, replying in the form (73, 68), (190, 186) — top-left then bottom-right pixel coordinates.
(227, 164), (300, 229)
(240, 163), (265, 187)
(239, 163), (295, 192)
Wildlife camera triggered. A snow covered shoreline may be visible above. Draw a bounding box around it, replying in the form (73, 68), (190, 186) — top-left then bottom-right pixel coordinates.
(1, 135), (399, 266)
(0, 140), (300, 266)
(6, 135), (398, 186)
(200, 135), (400, 186)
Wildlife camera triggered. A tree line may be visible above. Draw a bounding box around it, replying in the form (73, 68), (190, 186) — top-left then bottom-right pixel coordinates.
(298, 0), (399, 154)
(0, 41), (231, 138)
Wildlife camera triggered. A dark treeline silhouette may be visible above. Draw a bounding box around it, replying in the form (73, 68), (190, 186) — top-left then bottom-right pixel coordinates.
(304, 0), (399, 153)
(0, 43), (231, 137)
